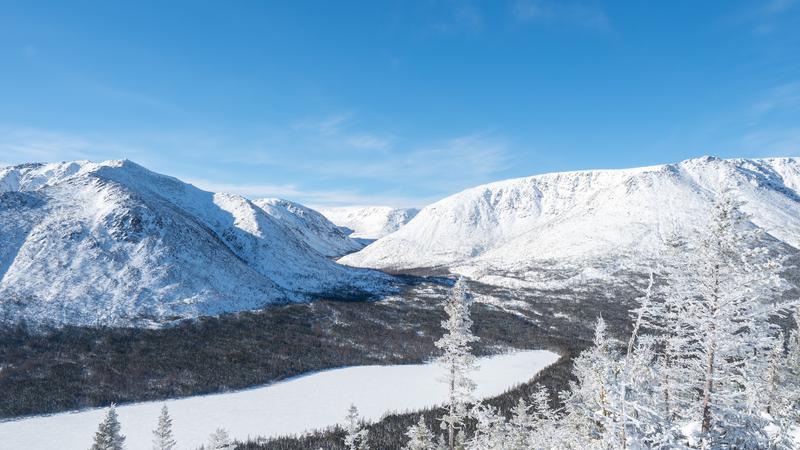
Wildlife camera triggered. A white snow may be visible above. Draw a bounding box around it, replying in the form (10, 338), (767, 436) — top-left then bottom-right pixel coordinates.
(0, 160), (392, 327)
(0, 350), (560, 450)
(252, 198), (364, 257)
(318, 205), (419, 240)
(340, 157), (800, 284)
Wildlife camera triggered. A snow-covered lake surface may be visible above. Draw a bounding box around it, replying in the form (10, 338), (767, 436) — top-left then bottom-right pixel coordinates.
(0, 350), (559, 450)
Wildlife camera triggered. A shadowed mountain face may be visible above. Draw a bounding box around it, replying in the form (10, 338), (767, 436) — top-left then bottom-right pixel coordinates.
(341, 157), (800, 287)
(0, 160), (393, 328)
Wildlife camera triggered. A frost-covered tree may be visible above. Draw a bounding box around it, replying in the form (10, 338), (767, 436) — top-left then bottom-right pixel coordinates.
(207, 428), (233, 450)
(404, 416), (435, 450)
(564, 316), (649, 449)
(436, 277), (479, 450)
(664, 194), (792, 446)
(344, 404), (370, 450)
(152, 405), (176, 450)
(90, 404), (125, 450)
(468, 402), (507, 450)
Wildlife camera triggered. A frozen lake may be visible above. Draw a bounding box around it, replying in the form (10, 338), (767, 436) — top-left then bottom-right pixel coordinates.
(0, 349), (559, 449)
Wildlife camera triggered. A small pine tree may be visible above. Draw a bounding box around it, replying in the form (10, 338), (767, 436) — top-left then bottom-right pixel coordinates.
(152, 405), (176, 450)
(90, 404), (126, 450)
(207, 428), (232, 450)
(436, 277), (479, 450)
(404, 415), (435, 450)
(343, 404), (369, 450)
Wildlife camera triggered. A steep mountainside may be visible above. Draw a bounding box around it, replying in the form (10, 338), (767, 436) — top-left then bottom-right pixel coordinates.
(252, 198), (364, 258)
(0, 160), (392, 327)
(318, 206), (419, 240)
(340, 157), (800, 284)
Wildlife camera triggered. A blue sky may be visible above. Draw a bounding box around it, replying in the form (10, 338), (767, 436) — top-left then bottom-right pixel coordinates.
(1, 0), (799, 207)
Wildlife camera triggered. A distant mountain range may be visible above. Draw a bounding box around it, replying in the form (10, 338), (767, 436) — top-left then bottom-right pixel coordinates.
(340, 157), (800, 288)
(0, 160), (392, 327)
(318, 206), (419, 241)
(3, 156), (799, 328)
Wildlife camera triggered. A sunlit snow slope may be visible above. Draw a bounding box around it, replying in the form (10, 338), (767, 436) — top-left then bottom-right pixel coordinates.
(319, 206), (419, 240)
(253, 198), (364, 257)
(0, 160), (391, 327)
(340, 157), (800, 280)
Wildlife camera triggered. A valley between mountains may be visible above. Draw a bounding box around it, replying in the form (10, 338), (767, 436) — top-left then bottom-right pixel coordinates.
(0, 156), (798, 447)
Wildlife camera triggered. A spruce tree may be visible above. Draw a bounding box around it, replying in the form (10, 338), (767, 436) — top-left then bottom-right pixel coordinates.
(207, 428), (232, 450)
(90, 405), (125, 450)
(343, 404), (369, 450)
(436, 277), (479, 450)
(152, 405), (176, 450)
(403, 416), (435, 450)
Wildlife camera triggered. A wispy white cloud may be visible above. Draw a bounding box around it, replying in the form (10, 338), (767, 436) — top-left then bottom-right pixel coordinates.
(343, 133), (509, 186)
(430, 0), (485, 35)
(753, 81), (800, 116)
(0, 126), (142, 163)
(724, 0), (798, 34)
(740, 128), (800, 157)
(512, 0), (611, 31)
(183, 177), (429, 208)
(0, 118), (514, 208)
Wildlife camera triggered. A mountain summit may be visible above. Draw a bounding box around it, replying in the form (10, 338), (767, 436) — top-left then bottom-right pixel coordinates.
(0, 160), (390, 327)
(340, 157), (800, 284)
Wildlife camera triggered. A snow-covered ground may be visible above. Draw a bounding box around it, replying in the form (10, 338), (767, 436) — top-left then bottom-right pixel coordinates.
(0, 350), (559, 450)
(340, 157), (800, 281)
(0, 160), (392, 327)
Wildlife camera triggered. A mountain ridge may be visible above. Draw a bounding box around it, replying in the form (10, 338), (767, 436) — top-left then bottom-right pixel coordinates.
(0, 160), (392, 327)
(339, 157), (800, 285)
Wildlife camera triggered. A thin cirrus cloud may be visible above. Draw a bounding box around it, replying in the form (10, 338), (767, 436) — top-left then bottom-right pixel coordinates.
(722, 0), (798, 34)
(753, 81), (800, 117)
(512, 0), (611, 31)
(183, 177), (432, 208)
(737, 81), (800, 156)
(0, 126), (141, 164)
(0, 119), (514, 208)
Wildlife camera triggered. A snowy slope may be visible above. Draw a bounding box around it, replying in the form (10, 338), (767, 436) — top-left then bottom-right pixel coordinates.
(0, 160), (391, 327)
(318, 206), (419, 240)
(0, 350), (559, 450)
(253, 198), (364, 257)
(340, 157), (800, 279)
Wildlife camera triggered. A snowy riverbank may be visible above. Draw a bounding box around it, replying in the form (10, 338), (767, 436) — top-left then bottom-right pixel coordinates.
(0, 350), (559, 449)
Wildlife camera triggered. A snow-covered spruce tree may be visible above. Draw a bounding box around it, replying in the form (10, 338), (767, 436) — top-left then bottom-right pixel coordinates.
(403, 416), (435, 450)
(90, 404), (126, 450)
(762, 309), (800, 449)
(152, 405), (176, 450)
(468, 402), (508, 450)
(436, 277), (479, 450)
(207, 428), (233, 450)
(652, 194), (794, 447)
(344, 404), (370, 450)
(562, 317), (623, 449)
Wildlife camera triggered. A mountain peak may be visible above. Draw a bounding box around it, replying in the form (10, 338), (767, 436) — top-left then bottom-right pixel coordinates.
(339, 157), (800, 278)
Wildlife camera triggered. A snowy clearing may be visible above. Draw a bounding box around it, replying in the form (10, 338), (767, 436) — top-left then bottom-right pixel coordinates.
(0, 350), (559, 450)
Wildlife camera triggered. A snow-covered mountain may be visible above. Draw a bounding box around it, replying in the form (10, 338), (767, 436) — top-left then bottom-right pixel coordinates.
(252, 198), (364, 258)
(318, 206), (419, 240)
(0, 160), (392, 327)
(340, 157), (800, 284)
